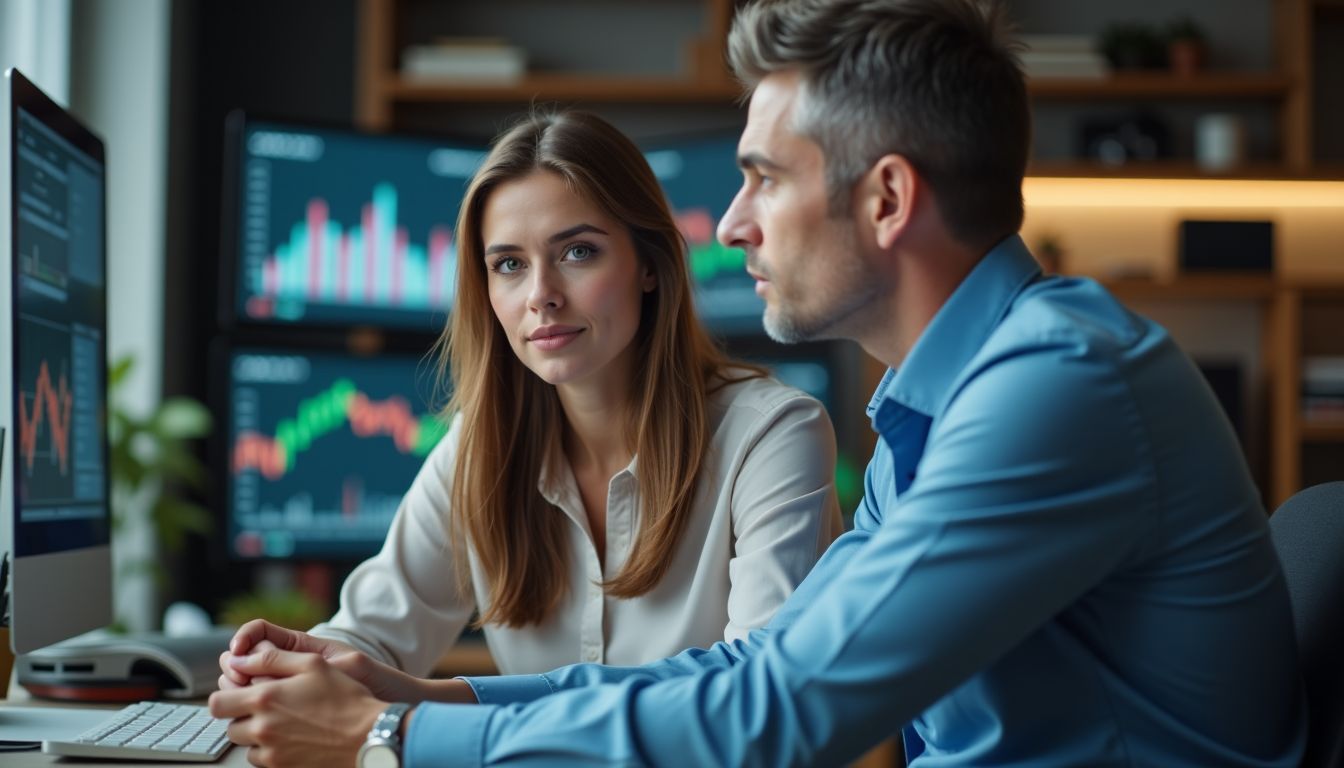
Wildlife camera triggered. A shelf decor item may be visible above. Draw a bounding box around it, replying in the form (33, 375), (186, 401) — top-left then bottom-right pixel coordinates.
(1194, 113), (1248, 172)
(1098, 21), (1167, 71)
(1018, 34), (1108, 80)
(1033, 232), (1066, 274)
(1167, 16), (1208, 77)
(1178, 219), (1273, 273)
(400, 37), (527, 84)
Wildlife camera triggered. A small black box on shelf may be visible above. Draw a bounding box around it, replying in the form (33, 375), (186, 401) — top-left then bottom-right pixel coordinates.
(1178, 220), (1274, 272)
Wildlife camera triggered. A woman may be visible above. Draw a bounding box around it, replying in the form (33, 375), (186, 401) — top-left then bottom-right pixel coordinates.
(222, 111), (841, 689)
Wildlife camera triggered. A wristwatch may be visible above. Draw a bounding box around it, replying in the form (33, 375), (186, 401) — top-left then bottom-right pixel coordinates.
(358, 702), (412, 768)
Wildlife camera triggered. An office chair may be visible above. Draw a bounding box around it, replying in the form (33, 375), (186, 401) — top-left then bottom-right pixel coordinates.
(1270, 481), (1344, 768)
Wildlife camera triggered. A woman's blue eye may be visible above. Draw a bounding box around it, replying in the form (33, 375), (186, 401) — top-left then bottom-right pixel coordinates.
(493, 256), (522, 274)
(564, 244), (595, 261)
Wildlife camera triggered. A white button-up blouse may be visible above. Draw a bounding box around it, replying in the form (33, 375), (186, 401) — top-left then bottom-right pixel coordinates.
(310, 374), (842, 676)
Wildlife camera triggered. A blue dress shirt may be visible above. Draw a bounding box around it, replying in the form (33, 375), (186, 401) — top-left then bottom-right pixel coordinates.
(405, 235), (1306, 767)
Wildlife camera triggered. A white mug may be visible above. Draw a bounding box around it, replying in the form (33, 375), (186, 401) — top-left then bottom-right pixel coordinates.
(1195, 113), (1247, 172)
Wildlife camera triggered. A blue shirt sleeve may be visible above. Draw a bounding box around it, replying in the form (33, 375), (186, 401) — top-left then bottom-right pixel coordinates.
(408, 345), (1155, 767)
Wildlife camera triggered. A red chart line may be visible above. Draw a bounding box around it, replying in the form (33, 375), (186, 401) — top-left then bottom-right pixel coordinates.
(19, 360), (73, 474)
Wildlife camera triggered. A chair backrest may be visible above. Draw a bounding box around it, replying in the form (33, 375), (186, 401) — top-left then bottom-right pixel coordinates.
(1270, 481), (1344, 768)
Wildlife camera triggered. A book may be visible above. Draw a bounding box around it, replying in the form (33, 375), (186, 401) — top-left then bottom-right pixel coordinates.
(401, 41), (526, 83)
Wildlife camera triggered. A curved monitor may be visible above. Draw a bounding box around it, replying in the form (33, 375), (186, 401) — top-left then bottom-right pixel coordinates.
(0, 68), (112, 653)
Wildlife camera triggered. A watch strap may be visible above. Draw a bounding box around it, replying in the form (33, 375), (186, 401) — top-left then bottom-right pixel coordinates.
(367, 702), (412, 742)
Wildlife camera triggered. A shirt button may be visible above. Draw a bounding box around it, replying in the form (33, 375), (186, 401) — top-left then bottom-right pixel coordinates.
(585, 649), (599, 662)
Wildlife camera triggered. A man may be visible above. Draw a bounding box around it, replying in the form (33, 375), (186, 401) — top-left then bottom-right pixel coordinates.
(211, 1), (1306, 765)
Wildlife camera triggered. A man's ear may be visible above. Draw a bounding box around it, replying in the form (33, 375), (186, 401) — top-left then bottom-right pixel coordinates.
(860, 154), (918, 250)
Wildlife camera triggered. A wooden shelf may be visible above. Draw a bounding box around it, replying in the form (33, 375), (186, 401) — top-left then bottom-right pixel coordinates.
(383, 74), (743, 104)
(1028, 161), (1344, 181)
(1028, 73), (1292, 100)
(377, 71), (1294, 107)
(1302, 422), (1344, 442)
(1100, 274), (1277, 301)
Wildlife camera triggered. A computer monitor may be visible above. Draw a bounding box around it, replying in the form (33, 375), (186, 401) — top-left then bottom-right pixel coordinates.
(643, 134), (765, 336)
(222, 113), (486, 332)
(225, 346), (448, 560)
(0, 68), (113, 654)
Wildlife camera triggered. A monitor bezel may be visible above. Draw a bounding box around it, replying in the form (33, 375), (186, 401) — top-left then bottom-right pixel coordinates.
(1, 68), (112, 653)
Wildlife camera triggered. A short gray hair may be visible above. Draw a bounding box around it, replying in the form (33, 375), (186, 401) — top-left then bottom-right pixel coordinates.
(728, 0), (1030, 247)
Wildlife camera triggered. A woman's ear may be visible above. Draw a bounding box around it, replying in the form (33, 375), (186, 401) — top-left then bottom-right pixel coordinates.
(861, 154), (918, 250)
(642, 264), (657, 293)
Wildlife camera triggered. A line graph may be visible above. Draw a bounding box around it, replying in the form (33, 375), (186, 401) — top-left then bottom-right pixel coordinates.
(19, 358), (74, 475)
(232, 377), (448, 480)
(227, 351), (449, 558)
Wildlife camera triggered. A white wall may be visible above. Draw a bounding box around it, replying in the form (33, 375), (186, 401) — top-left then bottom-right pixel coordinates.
(0, 0), (71, 103)
(69, 0), (172, 632)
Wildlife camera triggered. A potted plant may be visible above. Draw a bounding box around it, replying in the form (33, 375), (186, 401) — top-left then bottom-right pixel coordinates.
(1034, 233), (1066, 275)
(1167, 16), (1207, 77)
(1099, 22), (1167, 71)
(107, 354), (213, 632)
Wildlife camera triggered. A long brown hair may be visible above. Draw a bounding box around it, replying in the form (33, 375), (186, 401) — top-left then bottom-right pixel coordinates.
(436, 111), (758, 628)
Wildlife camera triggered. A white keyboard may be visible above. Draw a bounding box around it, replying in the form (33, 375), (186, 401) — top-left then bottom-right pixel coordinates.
(42, 701), (233, 762)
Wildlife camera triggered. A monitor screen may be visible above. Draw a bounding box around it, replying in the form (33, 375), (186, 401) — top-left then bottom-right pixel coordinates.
(644, 135), (765, 335)
(227, 116), (486, 332)
(225, 347), (449, 560)
(1, 68), (112, 652)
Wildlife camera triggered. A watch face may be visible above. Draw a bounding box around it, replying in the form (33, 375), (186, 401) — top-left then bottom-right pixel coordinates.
(360, 742), (399, 768)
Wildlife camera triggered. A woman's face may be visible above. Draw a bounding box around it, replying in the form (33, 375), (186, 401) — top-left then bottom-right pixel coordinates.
(481, 170), (655, 390)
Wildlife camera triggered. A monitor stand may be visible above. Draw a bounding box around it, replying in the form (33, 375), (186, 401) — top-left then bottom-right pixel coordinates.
(13, 627), (236, 703)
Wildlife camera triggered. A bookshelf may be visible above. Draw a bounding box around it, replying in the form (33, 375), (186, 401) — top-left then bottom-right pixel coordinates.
(1272, 283), (1344, 505)
(355, 0), (739, 132)
(1027, 72), (1292, 100)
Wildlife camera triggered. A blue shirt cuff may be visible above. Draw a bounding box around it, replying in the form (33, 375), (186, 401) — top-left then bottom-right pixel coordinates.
(404, 702), (496, 768)
(460, 673), (554, 705)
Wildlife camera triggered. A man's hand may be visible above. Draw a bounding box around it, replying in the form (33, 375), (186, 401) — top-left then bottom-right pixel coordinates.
(208, 646), (385, 768)
(219, 620), (359, 689)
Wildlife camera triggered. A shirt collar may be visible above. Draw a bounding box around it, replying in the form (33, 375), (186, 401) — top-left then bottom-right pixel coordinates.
(866, 234), (1041, 423)
(538, 445), (639, 506)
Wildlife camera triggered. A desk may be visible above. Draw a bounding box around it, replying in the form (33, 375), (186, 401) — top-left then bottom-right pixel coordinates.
(3, 678), (249, 767)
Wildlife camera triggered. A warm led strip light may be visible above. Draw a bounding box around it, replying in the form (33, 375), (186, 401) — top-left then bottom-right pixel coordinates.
(1023, 177), (1344, 209)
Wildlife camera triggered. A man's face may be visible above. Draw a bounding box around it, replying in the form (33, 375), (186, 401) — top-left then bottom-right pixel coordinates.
(716, 71), (881, 344)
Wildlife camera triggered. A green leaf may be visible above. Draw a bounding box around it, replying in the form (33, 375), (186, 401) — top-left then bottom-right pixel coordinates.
(110, 441), (149, 490)
(151, 496), (213, 552)
(151, 399), (213, 440)
(152, 447), (208, 489)
(108, 355), (135, 390)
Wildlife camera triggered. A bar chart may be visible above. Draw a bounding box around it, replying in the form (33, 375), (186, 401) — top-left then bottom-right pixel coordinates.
(234, 121), (482, 330)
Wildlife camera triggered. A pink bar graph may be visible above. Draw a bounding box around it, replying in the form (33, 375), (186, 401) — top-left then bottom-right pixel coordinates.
(337, 233), (350, 301)
(429, 227), (450, 306)
(391, 227), (407, 304)
(363, 203), (376, 304)
(308, 200), (327, 299)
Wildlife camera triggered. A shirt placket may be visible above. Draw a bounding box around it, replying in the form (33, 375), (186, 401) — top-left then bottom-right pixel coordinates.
(578, 470), (635, 664)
